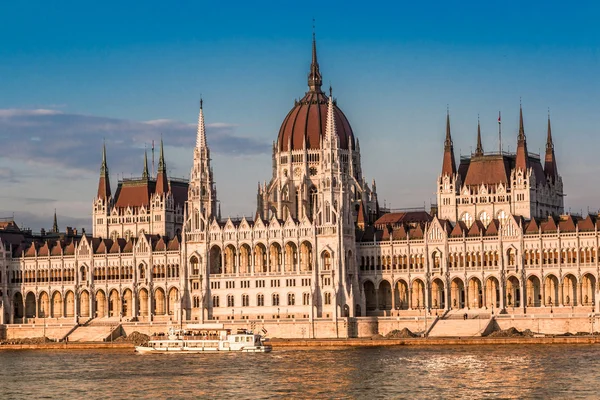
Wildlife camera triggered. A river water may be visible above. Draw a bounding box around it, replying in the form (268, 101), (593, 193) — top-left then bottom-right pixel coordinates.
(0, 345), (598, 399)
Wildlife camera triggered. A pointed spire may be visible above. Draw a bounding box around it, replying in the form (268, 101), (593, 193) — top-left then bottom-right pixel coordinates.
(158, 137), (166, 173)
(441, 109), (457, 176)
(52, 209), (58, 233)
(156, 138), (168, 195)
(325, 87), (337, 144)
(307, 30), (323, 93)
(475, 116), (483, 156)
(518, 100), (525, 142)
(546, 109), (554, 150)
(544, 110), (558, 182)
(515, 102), (529, 171)
(97, 141), (111, 199)
(100, 140), (108, 176)
(142, 149), (149, 179)
(196, 97), (207, 149)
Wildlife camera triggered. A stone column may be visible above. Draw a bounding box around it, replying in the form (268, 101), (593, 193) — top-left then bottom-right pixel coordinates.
(89, 292), (95, 319)
(148, 289), (153, 322)
(542, 282), (546, 307)
(391, 282), (396, 312)
(560, 278), (564, 306)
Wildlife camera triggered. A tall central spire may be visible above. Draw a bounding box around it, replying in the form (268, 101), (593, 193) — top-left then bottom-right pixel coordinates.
(515, 103), (529, 171)
(97, 141), (111, 199)
(544, 112), (559, 182)
(475, 118), (484, 156)
(196, 98), (207, 149)
(441, 110), (457, 176)
(307, 32), (323, 93)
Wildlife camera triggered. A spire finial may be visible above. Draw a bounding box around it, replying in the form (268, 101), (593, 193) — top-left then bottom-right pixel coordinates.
(196, 97), (207, 149)
(142, 149), (149, 179)
(158, 136), (166, 173)
(546, 108), (553, 150)
(445, 107), (452, 147)
(52, 209), (58, 233)
(100, 139), (108, 176)
(518, 100), (525, 141)
(475, 117), (483, 156)
(307, 24), (322, 93)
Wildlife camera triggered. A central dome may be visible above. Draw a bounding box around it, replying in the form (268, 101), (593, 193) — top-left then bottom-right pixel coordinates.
(277, 37), (355, 152)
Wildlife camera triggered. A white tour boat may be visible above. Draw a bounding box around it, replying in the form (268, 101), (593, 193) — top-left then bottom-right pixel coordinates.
(135, 323), (272, 354)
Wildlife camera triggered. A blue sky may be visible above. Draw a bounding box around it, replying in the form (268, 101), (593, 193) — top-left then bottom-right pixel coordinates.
(1, 1), (600, 230)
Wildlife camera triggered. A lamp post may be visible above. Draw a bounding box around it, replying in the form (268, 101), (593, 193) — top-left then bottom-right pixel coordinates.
(277, 308), (280, 319)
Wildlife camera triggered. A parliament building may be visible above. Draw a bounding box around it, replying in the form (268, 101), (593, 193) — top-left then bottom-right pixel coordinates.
(1, 37), (598, 338)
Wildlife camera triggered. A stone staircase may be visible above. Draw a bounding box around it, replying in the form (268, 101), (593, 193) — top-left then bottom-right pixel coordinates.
(428, 315), (493, 337)
(67, 323), (121, 342)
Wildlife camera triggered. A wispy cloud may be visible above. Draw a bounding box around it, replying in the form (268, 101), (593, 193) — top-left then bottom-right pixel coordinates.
(0, 109), (269, 174)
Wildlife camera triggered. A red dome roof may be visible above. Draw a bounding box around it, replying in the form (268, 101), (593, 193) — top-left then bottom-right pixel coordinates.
(276, 35), (355, 152)
(277, 91), (354, 152)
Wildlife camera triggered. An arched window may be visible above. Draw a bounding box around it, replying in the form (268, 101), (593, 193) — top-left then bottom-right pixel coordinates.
(212, 296), (220, 308)
(322, 251), (331, 271)
(324, 292), (332, 305)
(257, 294), (264, 307)
(272, 293), (280, 306)
(190, 256), (199, 276)
(242, 294), (249, 307)
(303, 292), (310, 305)
(227, 295), (234, 307)
(288, 293), (295, 306)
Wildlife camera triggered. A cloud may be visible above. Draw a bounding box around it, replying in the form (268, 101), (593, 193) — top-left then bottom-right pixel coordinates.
(0, 108), (269, 174)
(0, 167), (22, 183)
(0, 210), (91, 233)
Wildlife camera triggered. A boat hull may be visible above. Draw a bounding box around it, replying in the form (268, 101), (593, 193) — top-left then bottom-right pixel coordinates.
(135, 345), (272, 354)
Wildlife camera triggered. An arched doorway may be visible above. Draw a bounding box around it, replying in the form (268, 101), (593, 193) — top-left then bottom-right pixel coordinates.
(544, 274), (559, 306)
(450, 278), (465, 309)
(38, 292), (50, 318)
(526, 275), (541, 307)
(363, 281), (376, 312)
(394, 280), (409, 310)
(224, 244), (236, 274)
(154, 288), (166, 315)
(431, 278), (445, 309)
(25, 292), (36, 318)
(562, 274), (577, 306)
(80, 290), (90, 317)
(411, 279), (425, 309)
(65, 291), (75, 317)
(51, 292), (63, 318)
(239, 244), (251, 274)
(95, 290), (106, 318)
(506, 276), (521, 308)
(284, 242), (298, 273)
(168, 287), (179, 316)
(109, 289), (120, 317)
(468, 277), (483, 309)
(209, 245), (222, 274)
(139, 288), (149, 316)
(300, 241), (313, 272)
(123, 289), (133, 318)
(378, 280), (392, 310)
(485, 277), (500, 309)
(270, 243), (282, 273)
(582, 274), (596, 306)
(13, 292), (24, 320)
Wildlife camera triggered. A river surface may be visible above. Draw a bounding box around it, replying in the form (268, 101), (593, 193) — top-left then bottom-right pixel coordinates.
(1, 345), (599, 399)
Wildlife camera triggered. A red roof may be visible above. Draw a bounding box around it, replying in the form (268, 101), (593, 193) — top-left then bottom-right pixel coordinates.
(277, 91), (354, 151)
(374, 211), (432, 227)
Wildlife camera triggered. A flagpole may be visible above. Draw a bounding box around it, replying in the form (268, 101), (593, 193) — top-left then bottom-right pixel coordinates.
(498, 111), (502, 153)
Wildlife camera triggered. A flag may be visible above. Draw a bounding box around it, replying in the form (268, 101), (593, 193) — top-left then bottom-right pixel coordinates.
(498, 112), (501, 123)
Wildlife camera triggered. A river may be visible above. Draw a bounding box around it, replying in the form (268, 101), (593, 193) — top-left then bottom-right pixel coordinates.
(1, 345), (598, 399)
